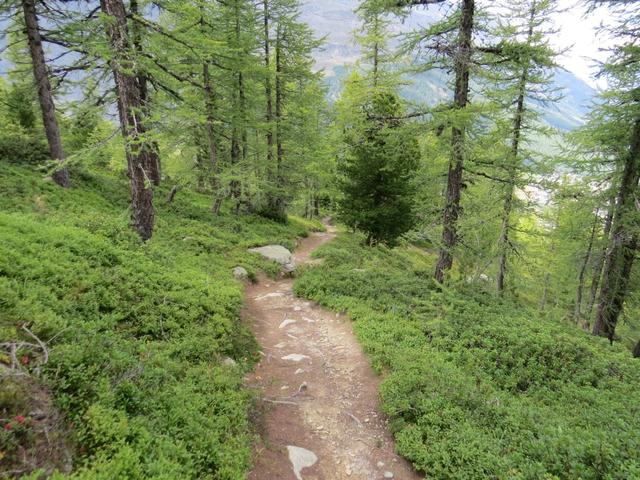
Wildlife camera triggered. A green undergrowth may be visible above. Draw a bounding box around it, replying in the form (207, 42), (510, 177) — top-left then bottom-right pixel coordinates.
(294, 231), (640, 480)
(0, 164), (320, 479)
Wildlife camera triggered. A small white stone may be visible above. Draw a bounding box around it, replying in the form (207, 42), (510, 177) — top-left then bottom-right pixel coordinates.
(294, 368), (304, 375)
(293, 305), (302, 311)
(281, 354), (311, 362)
(377, 461), (385, 469)
(255, 292), (285, 301)
(279, 318), (297, 329)
(384, 472), (394, 479)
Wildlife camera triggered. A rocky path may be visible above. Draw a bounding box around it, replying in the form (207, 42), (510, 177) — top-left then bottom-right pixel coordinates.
(243, 226), (422, 480)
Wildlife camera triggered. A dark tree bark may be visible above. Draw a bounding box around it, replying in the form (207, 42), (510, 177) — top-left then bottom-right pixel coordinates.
(100, 0), (154, 241)
(229, 0), (245, 211)
(263, 0), (274, 166)
(434, 0), (474, 283)
(593, 118), (640, 341)
(497, 6), (536, 294)
(202, 62), (218, 174)
(497, 81), (525, 293)
(633, 339), (640, 358)
(587, 198), (614, 318)
(372, 14), (380, 88)
(130, 0), (161, 186)
(166, 185), (180, 203)
(272, 22), (286, 220)
(202, 60), (223, 215)
(22, 0), (70, 188)
(575, 210), (599, 325)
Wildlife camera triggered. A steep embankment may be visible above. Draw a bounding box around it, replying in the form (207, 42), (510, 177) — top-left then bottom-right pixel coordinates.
(294, 231), (640, 480)
(0, 165), (319, 479)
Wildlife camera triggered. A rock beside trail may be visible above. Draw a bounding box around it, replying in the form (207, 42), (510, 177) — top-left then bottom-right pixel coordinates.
(233, 266), (249, 280)
(248, 245), (296, 273)
(222, 357), (237, 367)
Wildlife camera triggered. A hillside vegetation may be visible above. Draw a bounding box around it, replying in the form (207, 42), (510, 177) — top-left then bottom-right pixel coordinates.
(0, 165), (319, 479)
(295, 232), (640, 479)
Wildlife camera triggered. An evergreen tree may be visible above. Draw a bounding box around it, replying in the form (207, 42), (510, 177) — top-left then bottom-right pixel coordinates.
(586, 1), (640, 342)
(336, 4), (419, 245)
(484, 0), (561, 293)
(99, 0), (155, 240)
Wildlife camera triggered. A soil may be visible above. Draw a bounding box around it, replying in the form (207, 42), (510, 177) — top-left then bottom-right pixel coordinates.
(243, 226), (423, 480)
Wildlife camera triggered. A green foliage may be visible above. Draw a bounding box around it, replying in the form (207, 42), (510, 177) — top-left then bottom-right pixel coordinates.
(336, 82), (420, 246)
(0, 164), (314, 479)
(0, 130), (50, 165)
(295, 232), (640, 479)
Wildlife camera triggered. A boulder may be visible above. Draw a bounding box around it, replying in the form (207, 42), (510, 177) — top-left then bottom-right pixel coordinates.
(233, 266), (249, 280)
(248, 245), (296, 273)
(222, 357), (237, 367)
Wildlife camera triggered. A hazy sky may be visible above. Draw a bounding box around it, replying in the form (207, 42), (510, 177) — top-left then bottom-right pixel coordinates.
(553, 0), (614, 89)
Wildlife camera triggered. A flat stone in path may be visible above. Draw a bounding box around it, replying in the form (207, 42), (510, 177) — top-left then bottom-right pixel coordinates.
(287, 446), (318, 480)
(279, 318), (297, 329)
(281, 354), (311, 362)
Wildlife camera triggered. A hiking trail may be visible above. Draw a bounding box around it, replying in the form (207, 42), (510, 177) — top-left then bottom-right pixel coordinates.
(243, 225), (422, 480)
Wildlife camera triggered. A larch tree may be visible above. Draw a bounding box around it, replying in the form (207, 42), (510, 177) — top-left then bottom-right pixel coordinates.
(588, 0), (640, 341)
(20, 0), (70, 188)
(394, 0), (477, 282)
(486, 0), (560, 294)
(100, 0), (155, 240)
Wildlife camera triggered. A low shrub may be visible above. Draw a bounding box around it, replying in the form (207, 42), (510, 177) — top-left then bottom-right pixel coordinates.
(295, 232), (640, 479)
(0, 164), (313, 479)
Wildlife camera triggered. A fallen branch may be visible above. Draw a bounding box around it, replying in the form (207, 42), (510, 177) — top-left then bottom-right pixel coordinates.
(261, 398), (298, 406)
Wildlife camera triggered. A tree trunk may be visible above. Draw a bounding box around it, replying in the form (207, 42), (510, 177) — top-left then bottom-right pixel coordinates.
(314, 195), (320, 217)
(202, 62), (218, 173)
(434, 0), (474, 283)
(272, 22), (286, 220)
(497, 6), (535, 293)
(263, 0), (274, 167)
(100, 0), (154, 241)
(633, 339), (640, 358)
(497, 179), (515, 293)
(539, 272), (550, 311)
(22, 0), (70, 188)
(202, 61), (223, 215)
(593, 118), (640, 341)
(372, 14), (380, 88)
(586, 198), (614, 318)
(575, 210), (599, 325)
(130, 0), (161, 186)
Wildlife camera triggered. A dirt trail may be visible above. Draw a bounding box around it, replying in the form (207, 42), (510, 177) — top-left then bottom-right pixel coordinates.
(243, 226), (422, 480)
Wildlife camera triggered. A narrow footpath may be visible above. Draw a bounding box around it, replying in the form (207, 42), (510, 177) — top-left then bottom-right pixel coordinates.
(243, 226), (422, 480)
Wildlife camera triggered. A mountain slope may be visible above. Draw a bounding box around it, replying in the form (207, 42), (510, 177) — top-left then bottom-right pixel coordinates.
(302, 0), (596, 130)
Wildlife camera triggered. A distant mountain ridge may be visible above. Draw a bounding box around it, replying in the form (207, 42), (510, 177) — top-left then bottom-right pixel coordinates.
(300, 0), (597, 131)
